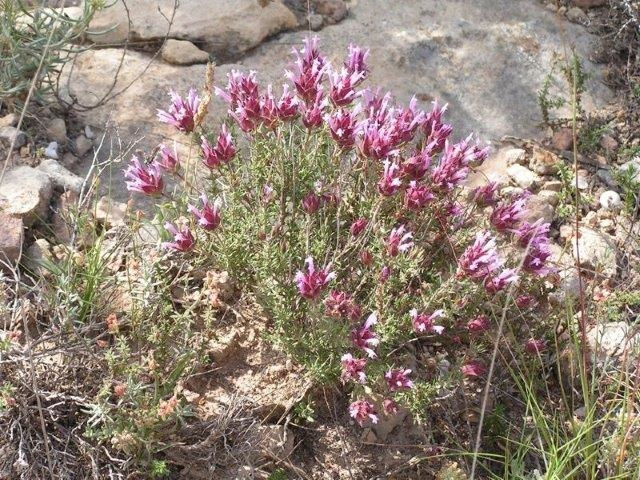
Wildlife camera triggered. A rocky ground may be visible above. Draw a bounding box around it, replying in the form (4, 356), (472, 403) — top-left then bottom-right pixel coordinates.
(1, 0), (639, 478)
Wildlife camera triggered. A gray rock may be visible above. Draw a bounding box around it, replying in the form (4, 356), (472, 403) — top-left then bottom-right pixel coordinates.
(316, 0), (348, 24)
(24, 238), (53, 276)
(542, 180), (563, 192)
(37, 159), (84, 193)
(88, 0), (298, 60)
(530, 146), (560, 175)
(307, 13), (324, 31)
(537, 189), (559, 206)
(161, 39), (210, 65)
(596, 168), (616, 188)
(573, 170), (590, 190)
(46, 117), (67, 143)
(0, 126), (26, 149)
(507, 164), (542, 189)
(44, 141), (59, 159)
(505, 147), (527, 165)
(571, 227), (617, 277)
(84, 125), (95, 140)
(566, 6), (589, 24)
(0, 166), (53, 226)
(94, 196), (128, 227)
(0, 113), (18, 128)
(522, 194), (554, 223)
(74, 135), (93, 156)
(599, 190), (621, 211)
(586, 322), (639, 363)
(0, 211), (23, 266)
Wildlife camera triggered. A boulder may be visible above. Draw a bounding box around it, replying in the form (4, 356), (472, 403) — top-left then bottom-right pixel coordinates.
(88, 0), (297, 60)
(0, 166), (53, 226)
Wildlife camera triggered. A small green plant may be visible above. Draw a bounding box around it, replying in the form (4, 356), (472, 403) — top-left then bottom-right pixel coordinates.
(614, 163), (640, 216)
(268, 468), (289, 480)
(149, 459), (170, 478)
(292, 397), (316, 424)
(577, 119), (608, 154)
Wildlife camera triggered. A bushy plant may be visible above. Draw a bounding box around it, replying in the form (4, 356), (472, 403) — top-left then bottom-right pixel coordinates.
(124, 38), (554, 427)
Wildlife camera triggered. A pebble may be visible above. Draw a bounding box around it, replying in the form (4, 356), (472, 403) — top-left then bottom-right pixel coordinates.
(307, 13), (324, 30)
(0, 113), (19, 128)
(573, 170), (590, 190)
(530, 146), (560, 175)
(618, 159), (640, 183)
(0, 166), (53, 226)
(566, 6), (589, 24)
(542, 180), (563, 192)
(551, 127), (573, 150)
(572, 227), (617, 278)
(46, 118), (67, 143)
(37, 159), (84, 193)
(84, 125), (95, 139)
(596, 168), (616, 188)
(599, 134), (618, 152)
(537, 189), (560, 206)
(0, 126), (27, 149)
(75, 135), (93, 156)
(504, 147), (527, 165)
(44, 141), (59, 159)
(161, 39), (210, 65)
(507, 164), (542, 190)
(0, 211), (24, 267)
(599, 190), (621, 210)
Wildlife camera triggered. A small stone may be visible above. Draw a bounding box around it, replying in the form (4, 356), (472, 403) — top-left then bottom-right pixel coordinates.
(566, 6), (589, 24)
(46, 118), (67, 143)
(572, 0), (606, 8)
(208, 329), (240, 363)
(551, 127), (573, 150)
(530, 146), (560, 175)
(522, 194), (554, 223)
(573, 170), (590, 190)
(507, 164), (542, 190)
(599, 190), (621, 210)
(0, 166), (53, 226)
(24, 238), (53, 276)
(600, 135), (618, 152)
(315, 0), (347, 24)
(44, 141), (59, 159)
(504, 147), (527, 165)
(84, 125), (95, 139)
(559, 224), (573, 241)
(537, 189), (559, 206)
(37, 159), (84, 193)
(161, 39), (210, 65)
(74, 135), (93, 156)
(572, 227), (617, 278)
(586, 322), (639, 362)
(542, 180), (563, 192)
(307, 13), (324, 30)
(61, 152), (79, 168)
(0, 211), (23, 267)
(545, 2), (558, 12)
(0, 126), (26, 149)
(0, 113), (18, 128)
(94, 196), (128, 227)
(596, 168), (616, 188)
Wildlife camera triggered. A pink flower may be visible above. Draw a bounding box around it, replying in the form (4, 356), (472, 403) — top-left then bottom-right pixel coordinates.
(524, 338), (546, 355)
(341, 353), (367, 383)
(362, 89), (393, 126)
(385, 368), (413, 391)
(349, 399), (378, 426)
(286, 37), (327, 102)
(327, 108), (360, 148)
(259, 85), (279, 129)
(377, 160), (403, 196)
(301, 89), (328, 129)
(187, 194), (221, 231)
(349, 218), (368, 237)
(124, 156), (164, 196)
(276, 84), (299, 120)
(301, 191), (322, 214)
(324, 291), (361, 320)
(329, 68), (364, 106)
(201, 125), (236, 169)
(156, 144), (180, 172)
(523, 240), (552, 277)
(360, 250), (373, 266)
(461, 360), (486, 377)
(350, 312), (379, 358)
(467, 315), (490, 333)
(515, 295), (535, 309)
(473, 182), (499, 206)
(358, 122), (398, 160)
(262, 184), (275, 203)
(162, 223), (195, 252)
(157, 88), (200, 133)
(483, 268), (519, 294)
(490, 192), (529, 232)
(380, 265), (391, 282)
(294, 256), (336, 300)
(513, 219), (551, 248)
(430, 136), (481, 191)
(386, 225), (413, 257)
(215, 69), (259, 108)
(410, 308), (445, 334)
(404, 181), (434, 210)
(422, 101), (451, 150)
(457, 231), (503, 281)
(344, 44), (369, 79)
(382, 398), (399, 416)
(389, 97), (424, 144)
(401, 148), (431, 180)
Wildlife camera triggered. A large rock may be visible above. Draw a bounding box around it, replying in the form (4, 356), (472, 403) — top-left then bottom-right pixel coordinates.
(0, 212), (23, 266)
(0, 166), (53, 226)
(571, 227), (617, 278)
(88, 0), (298, 60)
(586, 322), (639, 363)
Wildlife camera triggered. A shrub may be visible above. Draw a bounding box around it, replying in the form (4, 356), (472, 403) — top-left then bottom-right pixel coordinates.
(125, 38), (554, 426)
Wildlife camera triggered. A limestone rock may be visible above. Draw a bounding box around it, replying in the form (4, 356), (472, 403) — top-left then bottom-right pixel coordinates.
(88, 0), (298, 60)
(0, 166), (53, 226)
(0, 126), (26, 149)
(566, 6), (589, 25)
(599, 190), (621, 211)
(24, 238), (53, 276)
(505, 147), (527, 165)
(161, 39), (210, 65)
(44, 141), (59, 159)
(94, 196), (128, 227)
(74, 135), (93, 156)
(530, 146), (559, 175)
(316, 0), (348, 24)
(0, 113), (18, 128)
(37, 159), (84, 193)
(0, 212), (23, 266)
(507, 164), (542, 190)
(571, 227), (617, 277)
(587, 322), (639, 363)
(46, 118), (67, 143)
(522, 194), (554, 223)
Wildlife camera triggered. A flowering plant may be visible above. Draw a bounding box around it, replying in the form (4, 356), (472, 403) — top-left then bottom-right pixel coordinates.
(125, 38), (553, 426)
